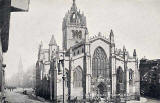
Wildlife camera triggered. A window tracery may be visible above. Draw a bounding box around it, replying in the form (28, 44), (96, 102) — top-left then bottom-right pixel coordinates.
(92, 47), (108, 79)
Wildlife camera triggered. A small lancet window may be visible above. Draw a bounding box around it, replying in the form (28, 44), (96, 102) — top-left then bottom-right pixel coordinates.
(82, 48), (84, 53)
(77, 50), (79, 54)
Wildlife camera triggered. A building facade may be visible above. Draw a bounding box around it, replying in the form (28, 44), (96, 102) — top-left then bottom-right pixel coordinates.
(0, 0), (29, 100)
(139, 58), (160, 99)
(36, 0), (140, 102)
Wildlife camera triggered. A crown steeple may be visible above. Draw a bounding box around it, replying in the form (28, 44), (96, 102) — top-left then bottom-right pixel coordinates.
(62, 0), (87, 50)
(71, 0), (77, 11)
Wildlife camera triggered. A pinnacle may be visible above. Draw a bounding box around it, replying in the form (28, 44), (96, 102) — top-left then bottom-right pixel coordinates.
(49, 35), (57, 46)
(110, 29), (114, 36)
(71, 0), (77, 11)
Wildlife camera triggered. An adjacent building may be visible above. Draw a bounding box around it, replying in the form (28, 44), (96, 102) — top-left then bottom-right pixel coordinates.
(0, 0), (29, 100)
(139, 58), (160, 99)
(36, 0), (140, 102)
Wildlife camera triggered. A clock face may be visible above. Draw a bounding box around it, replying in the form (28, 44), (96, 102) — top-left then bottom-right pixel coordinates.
(72, 30), (82, 40)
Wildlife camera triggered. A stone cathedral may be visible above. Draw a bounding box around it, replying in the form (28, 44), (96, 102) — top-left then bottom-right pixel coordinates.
(35, 0), (140, 102)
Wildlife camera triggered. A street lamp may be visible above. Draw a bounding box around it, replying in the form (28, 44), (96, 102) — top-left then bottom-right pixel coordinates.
(59, 50), (65, 103)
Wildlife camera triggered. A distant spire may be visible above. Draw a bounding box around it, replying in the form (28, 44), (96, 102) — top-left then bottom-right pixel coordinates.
(18, 57), (23, 75)
(19, 57), (23, 69)
(18, 57), (23, 87)
(49, 35), (57, 46)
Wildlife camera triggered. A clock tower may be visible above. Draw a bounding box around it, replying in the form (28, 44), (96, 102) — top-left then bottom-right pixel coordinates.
(62, 0), (88, 50)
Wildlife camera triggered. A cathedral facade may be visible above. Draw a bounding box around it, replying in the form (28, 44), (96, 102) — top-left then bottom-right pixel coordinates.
(35, 0), (140, 102)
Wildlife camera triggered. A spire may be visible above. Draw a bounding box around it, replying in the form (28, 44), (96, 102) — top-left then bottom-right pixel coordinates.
(71, 0), (77, 11)
(18, 57), (23, 87)
(133, 49), (137, 57)
(18, 57), (23, 70)
(49, 35), (57, 46)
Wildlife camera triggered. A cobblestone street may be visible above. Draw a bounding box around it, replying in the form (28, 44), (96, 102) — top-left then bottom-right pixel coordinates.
(5, 88), (51, 103)
(127, 97), (160, 103)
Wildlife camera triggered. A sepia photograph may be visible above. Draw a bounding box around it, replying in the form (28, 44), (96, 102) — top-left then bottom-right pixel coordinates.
(0, 0), (160, 103)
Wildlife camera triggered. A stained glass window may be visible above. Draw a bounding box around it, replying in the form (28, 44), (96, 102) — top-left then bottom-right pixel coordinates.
(92, 47), (108, 78)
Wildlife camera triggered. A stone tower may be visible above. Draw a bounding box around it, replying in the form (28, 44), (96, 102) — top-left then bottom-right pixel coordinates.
(62, 0), (87, 50)
(49, 35), (58, 61)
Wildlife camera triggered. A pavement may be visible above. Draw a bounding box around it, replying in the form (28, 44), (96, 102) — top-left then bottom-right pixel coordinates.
(4, 89), (160, 103)
(5, 88), (51, 103)
(127, 97), (160, 103)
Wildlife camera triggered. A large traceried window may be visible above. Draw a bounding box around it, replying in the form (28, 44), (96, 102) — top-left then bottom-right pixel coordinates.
(92, 47), (109, 79)
(73, 66), (82, 88)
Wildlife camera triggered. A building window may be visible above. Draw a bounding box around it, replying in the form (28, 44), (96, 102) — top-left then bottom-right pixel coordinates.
(73, 66), (82, 88)
(129, 69), (134, 85)
(116, 66), (124, 94)
(77, 50), (79, 55)
(74, 52), (75, 56)
(129, 69), (133, 80)
(82, 48), (84, 53)
(92, 47), (108, 78)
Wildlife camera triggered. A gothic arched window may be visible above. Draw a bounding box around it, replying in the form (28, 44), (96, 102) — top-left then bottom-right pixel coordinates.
(65, 69), (69, 87)
(92, 47), (108, 78)
(71, 13), (76, 23)
(129, 69), (134, 85)
(73, 66), (82, 88)
(116, 66), (125, 94)
(117, 67), (124, 83)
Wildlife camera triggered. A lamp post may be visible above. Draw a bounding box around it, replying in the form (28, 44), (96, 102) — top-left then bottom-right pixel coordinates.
(59, 50), (65, 103)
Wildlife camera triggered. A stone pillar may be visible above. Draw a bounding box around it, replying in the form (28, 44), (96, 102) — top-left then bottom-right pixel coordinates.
(68, 48), (73, 101)
(110, 45), (116, 101)
(111, 55), (116, 99)
(126, 68), (130, 100)
(50, 59), (57, 101)
(86, 55), (91, 97)
(85, 42), (91, 98)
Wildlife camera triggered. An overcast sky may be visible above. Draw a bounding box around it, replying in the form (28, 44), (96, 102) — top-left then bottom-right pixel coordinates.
(5, 0), (160, 79)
